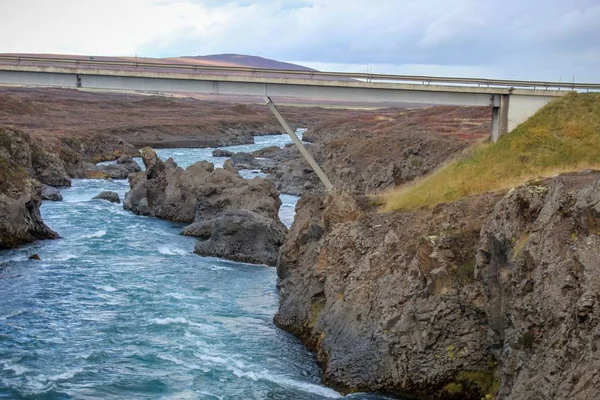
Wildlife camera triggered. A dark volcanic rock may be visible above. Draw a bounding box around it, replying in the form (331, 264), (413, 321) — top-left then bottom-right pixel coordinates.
(275, 172), (600, 399)
(124, 147), (287, 266)
(0, 127), (71, 186)
(94, 155), (141, 179)
(274, 190), (500, 399)
(183, 209), (286, 266)
(0, 183), (58, 249)
(34, 152), (71, 186)
(212, 149), (234, 157)
(229, 152), (262, 170)
(475, 173), (600, 400)
(262, 107), (491, 196)
(93, 191), (120, 203)
(40, 184), (63, 201)
(251, 145), (283, 158)
(0, 128), (59, 249)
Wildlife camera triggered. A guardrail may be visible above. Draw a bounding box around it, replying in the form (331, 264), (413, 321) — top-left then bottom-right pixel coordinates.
(1, 54), (599, 91)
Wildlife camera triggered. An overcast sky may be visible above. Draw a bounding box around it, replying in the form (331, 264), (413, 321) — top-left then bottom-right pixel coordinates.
(1, 0), (599, 81)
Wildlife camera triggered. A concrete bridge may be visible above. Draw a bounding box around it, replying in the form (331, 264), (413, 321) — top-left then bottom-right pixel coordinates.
(0, 55), (598, 190)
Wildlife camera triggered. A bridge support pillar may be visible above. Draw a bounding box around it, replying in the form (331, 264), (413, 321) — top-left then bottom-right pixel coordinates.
(491, 94), (509, 143)
(265, 97), (334, 191)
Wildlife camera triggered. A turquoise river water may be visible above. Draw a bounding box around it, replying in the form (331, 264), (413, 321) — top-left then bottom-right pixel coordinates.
(0, 133), (392, 399)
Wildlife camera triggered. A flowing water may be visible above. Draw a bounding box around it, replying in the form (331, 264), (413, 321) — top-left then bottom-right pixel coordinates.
(0, 133), (392, 399)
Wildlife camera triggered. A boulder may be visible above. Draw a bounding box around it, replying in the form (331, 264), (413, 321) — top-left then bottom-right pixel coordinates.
(212, 149), (234, 157)
(182, 210), (286, 266)
(123, 147), (287, 266)
(93, 191), (120, 203)
(229, 152), (262, 169)
(94, 154), (141, 179)
(40, 184), (63, 201)
(251, 145), (283, 158)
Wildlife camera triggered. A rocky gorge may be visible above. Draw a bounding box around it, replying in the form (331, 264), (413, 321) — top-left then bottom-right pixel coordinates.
(2, 84), (599, 400)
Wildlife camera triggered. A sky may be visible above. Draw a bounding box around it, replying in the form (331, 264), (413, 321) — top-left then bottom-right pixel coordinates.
(1, 0), (599, 81)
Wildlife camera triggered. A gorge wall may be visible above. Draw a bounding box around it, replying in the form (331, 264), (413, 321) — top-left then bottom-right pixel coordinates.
(275, 172), (600, 400)
(0, 128), (58, 248)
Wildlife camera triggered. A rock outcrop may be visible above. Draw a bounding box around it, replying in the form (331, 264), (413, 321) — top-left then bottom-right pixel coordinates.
(228, 152), (263, 170)
(124, 147), (287, 266)
(0, 127), (71, 187)
(212, 149), (234, 157)
(92, 155), (141, 179)
(475, 172), (600, 400)
(222, 145), (321, 196)
(0, 128), (58, 248)
(40, 184), (63, 201)
(93, 191), (120, 203)
(260, 107), (491, 196)
(275, 172), (600, 400)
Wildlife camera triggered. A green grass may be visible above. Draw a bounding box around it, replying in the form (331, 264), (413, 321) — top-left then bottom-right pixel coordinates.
(384, 93), (600, 211)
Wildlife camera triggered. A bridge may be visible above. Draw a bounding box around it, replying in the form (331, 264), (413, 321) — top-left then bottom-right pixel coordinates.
(0, 55), (598, 190)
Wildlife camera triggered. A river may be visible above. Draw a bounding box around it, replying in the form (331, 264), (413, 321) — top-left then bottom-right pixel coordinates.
(0, 132), (391, 399)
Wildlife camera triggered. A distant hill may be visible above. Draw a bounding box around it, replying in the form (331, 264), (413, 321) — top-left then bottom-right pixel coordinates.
(176, 54), (315, 71)
(0, 52), (353, 85)
(0, 53), (314, 72)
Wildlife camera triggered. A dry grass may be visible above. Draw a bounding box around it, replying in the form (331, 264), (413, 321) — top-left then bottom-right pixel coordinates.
(383, 93), (600, 211)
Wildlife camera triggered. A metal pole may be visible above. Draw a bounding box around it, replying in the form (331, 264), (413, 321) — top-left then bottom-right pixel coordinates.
(264, 96), (334, 191)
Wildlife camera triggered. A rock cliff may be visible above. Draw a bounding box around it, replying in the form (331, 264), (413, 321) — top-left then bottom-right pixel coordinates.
(275, 171), (600, 400)
(0, 128), (58, 248)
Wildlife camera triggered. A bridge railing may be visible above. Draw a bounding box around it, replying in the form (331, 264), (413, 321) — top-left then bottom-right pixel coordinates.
(1, 54), (599, 92)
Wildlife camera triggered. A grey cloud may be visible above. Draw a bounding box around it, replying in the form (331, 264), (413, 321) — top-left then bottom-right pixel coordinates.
(140, 0), (600, 81)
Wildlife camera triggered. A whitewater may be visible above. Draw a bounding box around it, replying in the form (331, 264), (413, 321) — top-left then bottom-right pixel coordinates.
(0, 132), (391, 399)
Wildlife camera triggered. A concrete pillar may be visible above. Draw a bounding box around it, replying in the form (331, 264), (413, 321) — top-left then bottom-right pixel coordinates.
(491, 94), (509, 143)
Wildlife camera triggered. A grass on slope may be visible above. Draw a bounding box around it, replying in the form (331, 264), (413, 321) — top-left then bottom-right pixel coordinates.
(383, 92), (600, 211)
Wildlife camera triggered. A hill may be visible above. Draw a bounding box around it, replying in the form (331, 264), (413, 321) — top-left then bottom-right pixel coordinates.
(176, 54), (314, 71)
(0, 52), (313, 72)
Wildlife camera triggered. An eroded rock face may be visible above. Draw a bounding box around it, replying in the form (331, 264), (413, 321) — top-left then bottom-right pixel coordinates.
(275, 191), (500, 399)
(275, 172), (600, 400)
(0, 185), (58, 249)
(183, 210), (286, 266)
(476, 173), (600, 400)
(0, 128), (59, 248)
(0, 127), (71, 186)
(124, 147), (287, 266)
